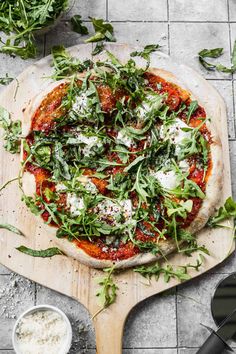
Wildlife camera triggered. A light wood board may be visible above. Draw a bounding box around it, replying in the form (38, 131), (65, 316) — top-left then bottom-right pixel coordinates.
(0, 43), (234, 354)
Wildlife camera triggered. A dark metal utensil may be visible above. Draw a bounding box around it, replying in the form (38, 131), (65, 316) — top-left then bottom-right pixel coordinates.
(197, 273), (236, 354)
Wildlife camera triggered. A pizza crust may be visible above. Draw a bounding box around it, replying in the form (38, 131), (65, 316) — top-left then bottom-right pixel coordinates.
(21, 61), (224, 270)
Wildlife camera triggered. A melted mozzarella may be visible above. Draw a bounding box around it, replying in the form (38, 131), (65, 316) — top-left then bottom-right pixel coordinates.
(55, 183), (67, 192)
(116, 130), (133, 147)
(160, 118), (192, 145)
(67, 193), (85, 216)
(94, 199), (133, 226)
(151, 170), (179, 190)
(136, 93), (163, 119)
(179, 159), (189, 172)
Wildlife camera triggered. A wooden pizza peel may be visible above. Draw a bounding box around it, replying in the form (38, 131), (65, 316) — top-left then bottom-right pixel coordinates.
(0, 43), (234, 354)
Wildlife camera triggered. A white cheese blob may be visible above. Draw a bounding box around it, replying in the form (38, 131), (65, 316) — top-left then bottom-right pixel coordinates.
(84, 179), (97, 194)
(75, 132), (102, 157)
(55, 183), (67, 192)
(116, 129), (133, 147)
(67, 193), (85, 216)
(136, 93), (163, 119)
(151, 170), (179, 190)
(94, 199), (133, 226)
(160, 118), (192, 145)
(179, 159), (189, 172)
(72, 93), (88, 113)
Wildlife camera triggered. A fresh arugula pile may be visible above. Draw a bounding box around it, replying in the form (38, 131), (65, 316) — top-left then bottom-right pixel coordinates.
(0, 0), (68, 59)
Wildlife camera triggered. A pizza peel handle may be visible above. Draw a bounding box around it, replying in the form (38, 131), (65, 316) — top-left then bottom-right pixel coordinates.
(92, 311), (126, 354)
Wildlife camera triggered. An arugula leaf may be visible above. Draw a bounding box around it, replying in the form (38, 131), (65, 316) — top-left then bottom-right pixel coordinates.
(0, 106), (22, 153)
(199, 48), (223, 58)
(0, 223), (24, 236)
(16, 246), (64, 257)
(96, 266), (118, 308)
(92, 42), (105, 55)
(134, 255), (204, 282)
(22, 195), (42, 216)
(71, 15), (89, 35)
(165, 199), (193, 218)
(131, 164), (149, 203)
(198, 41), (236, 73)
(186, 101), (198, 124)
(51, 45), (92, 80)
(124, 155), (145, 172)
(0, 74), (14, 86)
(85, 18), (116, 43)
(207, 197), (236, 227)
(130, 44), (160, 60)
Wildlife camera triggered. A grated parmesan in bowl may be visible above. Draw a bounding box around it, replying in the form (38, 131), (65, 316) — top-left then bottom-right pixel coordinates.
(12, 305), (72, 354)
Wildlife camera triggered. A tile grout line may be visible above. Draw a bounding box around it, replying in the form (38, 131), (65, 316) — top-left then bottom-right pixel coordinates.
(106, 0), (108, 21)
(175, 286), (179, 351)
(167, 0), (170, 56)
(71, 20), (236, 24)
(227, 0), (236, 139)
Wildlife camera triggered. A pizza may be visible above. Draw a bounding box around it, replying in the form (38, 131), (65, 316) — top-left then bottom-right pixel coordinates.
(21, 50), (223, 269)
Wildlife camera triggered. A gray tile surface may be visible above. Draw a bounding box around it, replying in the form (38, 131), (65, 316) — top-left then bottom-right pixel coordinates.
(1, 0), (236, 353)
(229, 0), (236, 21)
(108, 0), (168, 21)
(63, 0), (107, 21)
(123, 292), (177, 348)
(0, 274), (35, 349)
(113, 22), (169, 51)
(169, 0), (228, 22)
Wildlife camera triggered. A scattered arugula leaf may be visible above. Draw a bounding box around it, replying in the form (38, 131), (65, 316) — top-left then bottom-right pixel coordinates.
(0, 223), (24, 236)
(207, 197), (236, 227)
(130, 44), (161, 61)
(134, 255), (204, 282)
(85, 18), (116, 43)
(0, 106), (21, 153)
(92, 42), (104, 55)
(0, 177), (18, 192)
(198, 40), (236, 73)
(71, 15), (89, 35)
(96, 266), (118, 309)
(16, 246), (64, 257)
(0, 74), (14, 86)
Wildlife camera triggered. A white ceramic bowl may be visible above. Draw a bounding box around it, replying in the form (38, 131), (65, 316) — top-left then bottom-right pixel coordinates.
(12, 304), (72, 354)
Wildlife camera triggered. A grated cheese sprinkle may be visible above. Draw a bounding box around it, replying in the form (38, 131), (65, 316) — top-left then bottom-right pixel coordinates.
(15, 310), (68, 354)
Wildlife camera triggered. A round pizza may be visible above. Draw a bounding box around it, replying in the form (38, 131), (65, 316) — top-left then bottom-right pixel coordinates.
(21, 49), (223, 269)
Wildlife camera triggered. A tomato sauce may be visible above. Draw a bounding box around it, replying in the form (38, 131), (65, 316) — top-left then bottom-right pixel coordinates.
(74, 239), (139, 260)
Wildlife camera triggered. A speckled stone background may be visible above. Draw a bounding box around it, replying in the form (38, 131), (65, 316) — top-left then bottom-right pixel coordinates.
(0, 0), (236, 353)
